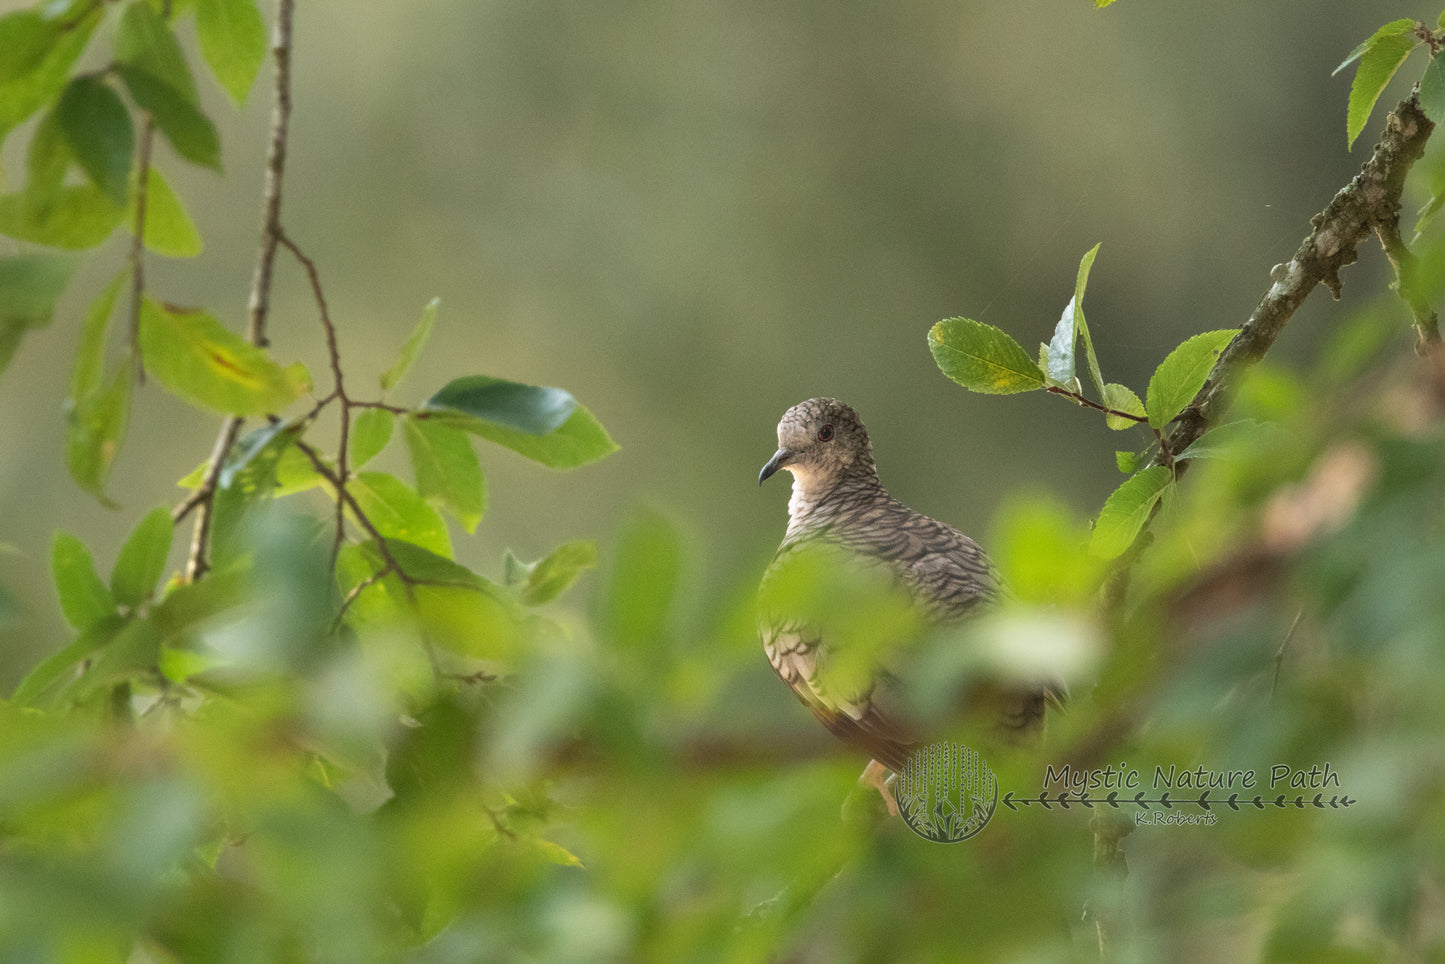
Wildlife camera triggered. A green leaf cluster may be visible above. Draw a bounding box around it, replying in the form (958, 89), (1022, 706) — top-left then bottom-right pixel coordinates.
(1334, 18), (1428, 147)
(929, 244), (1239, 559)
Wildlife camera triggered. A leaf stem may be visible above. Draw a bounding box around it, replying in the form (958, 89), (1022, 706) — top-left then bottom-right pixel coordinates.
(1045, 385), (1149, 424)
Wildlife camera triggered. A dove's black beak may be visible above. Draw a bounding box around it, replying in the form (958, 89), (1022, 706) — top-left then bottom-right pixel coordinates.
(759, 448), (793, 485)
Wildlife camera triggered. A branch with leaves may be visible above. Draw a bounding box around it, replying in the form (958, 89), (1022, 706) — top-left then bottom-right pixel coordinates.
(0, 0), (618, 711)
(930, 35), (1438, 569)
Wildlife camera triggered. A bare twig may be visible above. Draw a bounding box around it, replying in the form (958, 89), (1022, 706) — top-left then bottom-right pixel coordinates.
(278, 233), (352, 568)
(1270, 608), (1305, 701)
(330, 563), (395, 632)
(246, 0), (294, 350)
(292, 438), (410, 596)
(125, 116), (155, 385)
(347, 400), (411, 414)
(184, 0), (296, 582)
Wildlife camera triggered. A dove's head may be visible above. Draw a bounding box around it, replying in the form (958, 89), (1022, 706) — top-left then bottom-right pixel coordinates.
(759, 397), (877, 490)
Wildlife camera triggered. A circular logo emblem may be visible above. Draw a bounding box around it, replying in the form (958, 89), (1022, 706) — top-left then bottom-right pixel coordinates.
(896, 741), (999, 843)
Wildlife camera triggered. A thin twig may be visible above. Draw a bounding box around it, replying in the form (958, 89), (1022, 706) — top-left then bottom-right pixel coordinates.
(184, 0), (296, 582)
(1270, 608), (1304, 701)
(292, 438), (410, 595)
(183, 418), (242, 580)
(1045, 385), (1150, 424)
(330, 563), (395, 633)
(277, 233), (352, 568)
(125, 115), (155, 385)
(246, 0), (294, 349)
(347, 400), (411, 414)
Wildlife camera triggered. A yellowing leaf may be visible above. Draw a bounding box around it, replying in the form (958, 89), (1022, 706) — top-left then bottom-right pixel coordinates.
(139, 299), (306, 415)
(928, 317), (1046, 395)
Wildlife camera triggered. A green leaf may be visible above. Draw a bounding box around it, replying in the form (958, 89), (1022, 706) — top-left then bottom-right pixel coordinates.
(426, 373), (576, 435)
(348, 472), (452, 557)
(1176, 419), (1268, 462)
(0, 253), (76, 376)
(349, 408), (395, 468)
(1115, 450), (1142, 474)
(0, 253), (75, 327)
(111, 505), (174, 607)
(219, 419), (302, 491)
(52, 532), (116, 630)
(1145, 329), (1238, 429)
(381, 298), (439, 393)
(273, 446), (326, 495)
(533, 837), (586, 869)
(1421, 53), (1445, 124)
(599, 509), (681, 652)
(196, 0), (267, 105)
(67, 615), (162, 700)
(403, 416), (485, 532)
(1072, 243), (1105, 398)
(0, 11), (57, 87)
(139, 299), (307, 415)
(114, 65), (220, 171)
(342, 539), (523, 660)
(71, 271), (125, 399)
(520, 540), (598, 606)
(1333, 19), (1415, 76)
(56, 76), (133, 205)
(1344, 24), (1418, 148)
(128, 167), (202, 257)
(25, 107), (68, 193)
(1090, 466), (1172, 560)
(115, 0), (199, 103)
(0, 185), (125, 249)
(10, 614), (126, 707)
(927, 317), (1046, 394)
(502, 550), (533, 587)
(1102, 382), (1145, 430)
(0, 5), (101, 139)
(177, 443), (323, 495)
(430, 403), (618, 470)
(67, 358), (133, 505)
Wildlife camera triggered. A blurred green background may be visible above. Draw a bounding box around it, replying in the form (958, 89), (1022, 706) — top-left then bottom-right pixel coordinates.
(0, 0), (1410, 686)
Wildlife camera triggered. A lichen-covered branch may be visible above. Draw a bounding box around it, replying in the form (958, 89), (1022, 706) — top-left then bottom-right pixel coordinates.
(1161, 92), (1435, 462)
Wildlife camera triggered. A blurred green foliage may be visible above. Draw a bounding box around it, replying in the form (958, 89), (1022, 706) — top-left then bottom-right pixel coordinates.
(1, 3), (1444, 962)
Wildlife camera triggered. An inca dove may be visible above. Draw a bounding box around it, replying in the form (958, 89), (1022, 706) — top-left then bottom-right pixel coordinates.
(758, 397), (1051, 813)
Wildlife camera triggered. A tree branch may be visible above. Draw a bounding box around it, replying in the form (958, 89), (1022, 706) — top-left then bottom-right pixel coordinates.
(1375, 216), (1441, 349)
(183, 0), (296, 582)
(1159, 92), (1435, 464)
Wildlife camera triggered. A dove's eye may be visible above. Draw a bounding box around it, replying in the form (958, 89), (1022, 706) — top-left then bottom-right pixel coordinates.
(817, 425), (834, 442)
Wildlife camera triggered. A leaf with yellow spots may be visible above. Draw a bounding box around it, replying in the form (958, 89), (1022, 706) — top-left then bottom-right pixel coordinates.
(928, 317), (1046, 395)
(138, 298), (308, 415)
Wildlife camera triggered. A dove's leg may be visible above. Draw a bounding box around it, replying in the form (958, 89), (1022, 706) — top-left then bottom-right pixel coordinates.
(859, 759), (898, 817)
